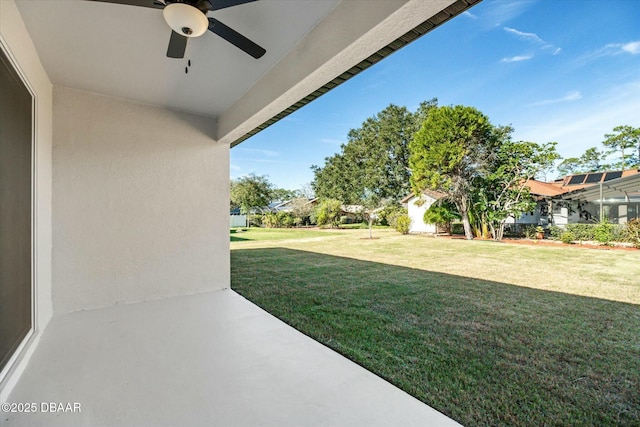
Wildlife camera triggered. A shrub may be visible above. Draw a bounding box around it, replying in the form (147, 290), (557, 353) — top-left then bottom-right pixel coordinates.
(548, 226), (563, 240)
(524, 225), (538, 239)
(276, 211), (294, 228)
(594, 221), (614, 244)
(566, 224), (597, 241)
(624, 218), (640, 248)
(451, 223), (464, 235)
(316, 199), (343, 228)
(378, 203), (404, 226)
(611, 224), (627, 243)
(394, 214), (411, 234)
(248, 214), (262, 227)
(387, 208), (408, 229)
(560, 231), (575, 244)
(309, 211), (318, 225)
(423, 202), (458, 234)
(563, 222), (627, 244)
(262, 213), (278, 228)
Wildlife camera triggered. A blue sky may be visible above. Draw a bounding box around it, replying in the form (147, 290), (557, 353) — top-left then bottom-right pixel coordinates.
(231, 0), (640, 191)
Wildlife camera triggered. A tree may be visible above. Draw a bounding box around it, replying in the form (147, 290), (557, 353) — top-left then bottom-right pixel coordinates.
(297, 183), (315, 199)
(579, 147), (608, 172)
(315, 199), (342, 228)
(311, 153), (359, 203)
(423, 201), (459, 235)
(409, 105), (499, 240)
(270, 188), (298, 204)
(556, 157), (582, 177)
(484, 141), (560, 240)
(360, 189), (382, 239)
(289, 197), (315, 226)
(312, 100), (438, 204)
(603, 125), (640, 170)
(230, 174), (273, 214)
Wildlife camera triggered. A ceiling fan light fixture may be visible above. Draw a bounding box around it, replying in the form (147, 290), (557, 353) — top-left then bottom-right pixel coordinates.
(163, 3), (208, 37)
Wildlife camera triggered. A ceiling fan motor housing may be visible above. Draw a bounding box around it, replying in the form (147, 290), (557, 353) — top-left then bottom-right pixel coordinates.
(163, 2), (209, 37)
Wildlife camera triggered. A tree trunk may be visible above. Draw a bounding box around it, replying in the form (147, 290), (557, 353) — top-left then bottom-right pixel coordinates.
(461, 210), (474, 240)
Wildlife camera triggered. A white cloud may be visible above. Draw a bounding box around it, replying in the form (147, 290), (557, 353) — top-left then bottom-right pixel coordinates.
(504, 27), (560, 55)
(462, 11), (478, 19)
(528, 91), (582, 107)
(484, 0), (535, 27)
(230, 163), (241, 171)
(500, 55), (533, 63)
(621, 41), (640, 54)
(504, 27), (545, 44)
(578, 40), (640, 63)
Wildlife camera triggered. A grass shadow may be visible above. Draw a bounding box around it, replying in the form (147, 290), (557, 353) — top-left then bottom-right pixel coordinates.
(231, 247), (640, 427)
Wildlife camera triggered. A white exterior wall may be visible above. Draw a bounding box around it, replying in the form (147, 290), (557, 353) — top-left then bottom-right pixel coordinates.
(230, 215), (247, 228)
(407, 195), (437, 233)
(52, 86), (229, 314)
(0, 0), (54, 401)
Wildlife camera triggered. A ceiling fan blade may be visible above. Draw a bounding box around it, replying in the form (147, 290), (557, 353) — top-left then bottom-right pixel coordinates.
(167, 31), (188, 58)
(86, 0), (165, 9)
(207, 18), (265, 59)
(208, 0), (258, 11)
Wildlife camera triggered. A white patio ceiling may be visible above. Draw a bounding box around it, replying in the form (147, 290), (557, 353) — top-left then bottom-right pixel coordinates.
(15, 0), (478, 144)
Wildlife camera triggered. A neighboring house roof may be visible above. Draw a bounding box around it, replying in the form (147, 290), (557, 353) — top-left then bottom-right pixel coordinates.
(401, 189), (445, 204)
(555, 169), (639, 192)
(527, 169), (640, 199)
(526, 179), (567, 197)
(555, 172), (640, 201)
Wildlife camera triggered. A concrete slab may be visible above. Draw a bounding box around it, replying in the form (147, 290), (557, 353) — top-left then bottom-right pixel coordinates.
(3, 289), (461, 426)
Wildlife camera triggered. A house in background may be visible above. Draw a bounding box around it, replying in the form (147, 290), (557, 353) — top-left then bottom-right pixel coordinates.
(1, 0), (478, 425)
(522, 170), (640, 227)
(401, 190), (445, 233)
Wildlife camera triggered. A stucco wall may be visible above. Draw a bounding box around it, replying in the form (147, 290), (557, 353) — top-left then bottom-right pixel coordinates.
(52, 87), (228, 314)
(407, 195), (437, 233)
(0, 0), (53, 401)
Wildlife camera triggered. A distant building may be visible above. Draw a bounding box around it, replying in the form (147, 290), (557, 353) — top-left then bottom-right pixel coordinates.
(401, 189), (445, 233)
(522, 169), (640, 227)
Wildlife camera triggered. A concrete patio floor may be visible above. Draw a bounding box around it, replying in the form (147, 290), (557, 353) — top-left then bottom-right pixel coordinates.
(4, 289), (460, 427)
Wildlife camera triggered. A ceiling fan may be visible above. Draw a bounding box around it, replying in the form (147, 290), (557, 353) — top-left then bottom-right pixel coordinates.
(89, 0), (266, 59)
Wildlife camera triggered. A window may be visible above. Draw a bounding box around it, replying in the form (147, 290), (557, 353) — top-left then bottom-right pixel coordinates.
(0, 47), (33, 373)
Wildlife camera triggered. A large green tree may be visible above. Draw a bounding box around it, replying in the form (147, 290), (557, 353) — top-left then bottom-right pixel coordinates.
(312, 100), (437, 203)
(579, 147), (609, 172)
(556, 157), (582, 177)
(315, 199), (343, 228)
(409, 105), (499, 240)
(270, 188), (299, 203)
(603, 125), (640, 170)
(230, 174), (273, 214)
(483, 141), (560, 240)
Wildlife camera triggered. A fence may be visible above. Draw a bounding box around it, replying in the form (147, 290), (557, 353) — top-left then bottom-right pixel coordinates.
(230, 214), (247, 228)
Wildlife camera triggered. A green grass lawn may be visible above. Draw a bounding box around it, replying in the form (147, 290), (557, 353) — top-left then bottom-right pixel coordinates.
(230, 228), (640, 426)
(230, 227), (341, 242)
